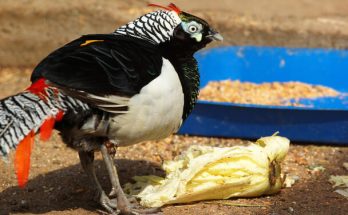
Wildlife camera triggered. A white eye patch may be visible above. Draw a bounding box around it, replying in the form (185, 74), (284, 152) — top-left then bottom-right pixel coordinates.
(181, 21), (203, 42)
(191, 34), (202, 42)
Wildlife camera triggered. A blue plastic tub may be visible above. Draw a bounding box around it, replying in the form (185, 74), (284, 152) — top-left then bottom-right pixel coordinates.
(178, 46), (348, 145)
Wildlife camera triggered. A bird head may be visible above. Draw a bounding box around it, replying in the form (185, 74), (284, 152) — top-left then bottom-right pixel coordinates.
(172, 10), (223, 53)
(114, 3), (222, 55)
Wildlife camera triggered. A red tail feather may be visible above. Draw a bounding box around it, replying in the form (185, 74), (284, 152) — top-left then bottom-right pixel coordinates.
(15, 131), (34, 188)
(28, 79), (64, 142)
(40, 117), (56, 141)
(40, 110), (64, 141)
(27, 78), (49, 100)
(14, 78), (65, 187)
(55, 110), (64, 122)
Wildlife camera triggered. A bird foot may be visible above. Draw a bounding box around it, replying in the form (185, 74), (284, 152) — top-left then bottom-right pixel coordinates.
(116, 195), (162, 215)
(96, 191), (120, 215)
(99, 144), (161, 214)
(97, 191), (161, 215)
(126, 208), (163, 215)
(116, 205), (162, 215)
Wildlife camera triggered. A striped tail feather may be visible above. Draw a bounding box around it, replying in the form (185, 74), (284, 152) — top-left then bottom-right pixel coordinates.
(0, 91), (63, 156)
(1, 78), (90, 187)
(0, 91), (64, 187)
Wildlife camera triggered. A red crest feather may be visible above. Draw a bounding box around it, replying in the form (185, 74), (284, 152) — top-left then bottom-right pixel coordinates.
(148, 3), (181, 14)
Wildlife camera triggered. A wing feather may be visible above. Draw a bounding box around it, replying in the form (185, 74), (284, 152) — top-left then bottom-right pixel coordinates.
(31, 34), (163, 114)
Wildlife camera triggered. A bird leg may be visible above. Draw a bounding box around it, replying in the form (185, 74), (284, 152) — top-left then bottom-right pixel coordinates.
(100, 144), (132, 214)
(78, 151), (119, 215)
(100, 143), (162, 215)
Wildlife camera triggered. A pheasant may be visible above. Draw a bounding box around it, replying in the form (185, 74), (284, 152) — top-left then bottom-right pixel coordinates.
(0, 3), (222, 214)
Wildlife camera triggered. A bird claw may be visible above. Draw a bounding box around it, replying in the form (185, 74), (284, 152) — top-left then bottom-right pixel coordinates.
(99, 144), (162, 214)
(109, 187), (117, 197)
(115, 207), (162, 215)
(130, 207), (163, 215)
(117, 197), (162, 215)
(98, 191), (120, 215)
(98, 190), (161, 215)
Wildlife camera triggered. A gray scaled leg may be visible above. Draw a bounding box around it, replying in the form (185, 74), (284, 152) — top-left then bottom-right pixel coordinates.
(100, 143), (162, 215)
(78, 150), (119, 215)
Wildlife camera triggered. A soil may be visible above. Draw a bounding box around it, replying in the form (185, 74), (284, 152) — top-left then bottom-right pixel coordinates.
(1, 0), (348, 215)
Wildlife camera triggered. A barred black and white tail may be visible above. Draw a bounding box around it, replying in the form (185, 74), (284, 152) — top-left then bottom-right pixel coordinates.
(0, 92), (59, 156)
(0, 85), (91, 157)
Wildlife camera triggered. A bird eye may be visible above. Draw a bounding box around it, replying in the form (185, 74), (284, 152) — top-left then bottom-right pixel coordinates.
(188, 25), (198, 33)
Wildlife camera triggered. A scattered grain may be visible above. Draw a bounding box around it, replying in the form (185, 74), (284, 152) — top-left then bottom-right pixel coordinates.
(199, 80), (340, 106)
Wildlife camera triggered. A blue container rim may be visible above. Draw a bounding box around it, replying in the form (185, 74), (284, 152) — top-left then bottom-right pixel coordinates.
(197, 97), (348, 112)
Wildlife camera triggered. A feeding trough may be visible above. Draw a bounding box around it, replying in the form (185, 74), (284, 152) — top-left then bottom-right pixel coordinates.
(178, 46), (348, 145)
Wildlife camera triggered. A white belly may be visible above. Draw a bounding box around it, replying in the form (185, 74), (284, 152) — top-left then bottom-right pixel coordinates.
(109, 58), (184, 146)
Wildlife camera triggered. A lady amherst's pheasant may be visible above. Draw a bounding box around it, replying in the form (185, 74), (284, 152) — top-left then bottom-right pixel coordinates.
(0, 3), (222, 214)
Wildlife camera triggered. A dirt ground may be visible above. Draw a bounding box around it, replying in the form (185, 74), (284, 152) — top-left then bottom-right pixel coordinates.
(0, 73), (347, 215)
(1, 0), (348, 215)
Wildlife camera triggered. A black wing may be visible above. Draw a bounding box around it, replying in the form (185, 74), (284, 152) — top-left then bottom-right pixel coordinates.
(31, 34), (163, 96)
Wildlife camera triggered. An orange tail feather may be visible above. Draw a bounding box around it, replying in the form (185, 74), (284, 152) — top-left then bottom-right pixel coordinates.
(15, 131), (35, 188)
(40, 110), (64, 141)
(13, 78), (65, 187)
(40, 117), (55, 141)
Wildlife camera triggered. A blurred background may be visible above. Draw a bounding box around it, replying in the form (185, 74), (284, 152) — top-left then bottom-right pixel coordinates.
(1, 0), (348, 66)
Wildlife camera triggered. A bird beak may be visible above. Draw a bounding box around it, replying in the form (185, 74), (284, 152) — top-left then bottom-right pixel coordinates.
(207, 29), (223, 41)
